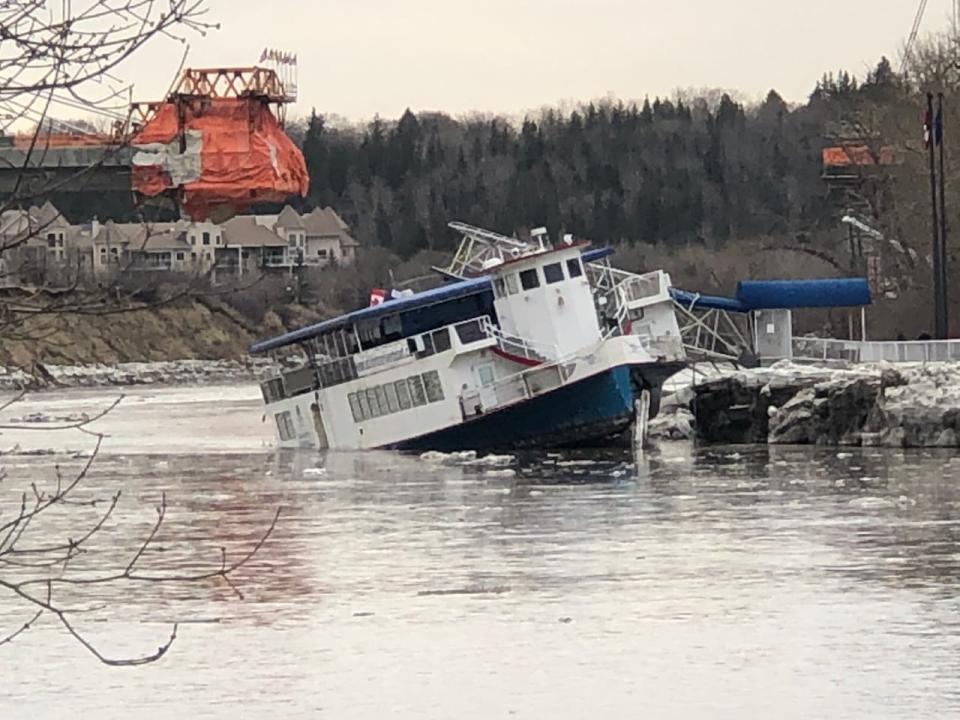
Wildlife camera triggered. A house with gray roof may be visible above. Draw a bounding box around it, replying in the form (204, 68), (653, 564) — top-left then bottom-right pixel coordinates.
(1, 202), (358, 284)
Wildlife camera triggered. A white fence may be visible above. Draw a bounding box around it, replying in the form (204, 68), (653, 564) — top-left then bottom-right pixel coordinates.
(792, 336), (960, 363)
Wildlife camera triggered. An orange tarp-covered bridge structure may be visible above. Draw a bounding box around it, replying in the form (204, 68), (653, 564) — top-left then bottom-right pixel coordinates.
(131, 67), (308, 221)
(821, 144), (896, 169)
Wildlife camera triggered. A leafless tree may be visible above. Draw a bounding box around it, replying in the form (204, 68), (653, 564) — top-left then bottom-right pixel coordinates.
(0, 1), (230, 350)
(0, 2), (281, 666)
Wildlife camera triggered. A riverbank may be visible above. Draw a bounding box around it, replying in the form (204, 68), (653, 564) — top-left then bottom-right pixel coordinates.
(0, 358), (273, 390)
(671, 361), (960, 448)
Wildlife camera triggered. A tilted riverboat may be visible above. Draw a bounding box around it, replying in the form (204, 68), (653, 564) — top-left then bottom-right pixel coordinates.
(250, 223), (686, 451)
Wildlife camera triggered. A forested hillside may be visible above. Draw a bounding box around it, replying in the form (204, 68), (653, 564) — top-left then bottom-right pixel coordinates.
(292, 58), (902, 257)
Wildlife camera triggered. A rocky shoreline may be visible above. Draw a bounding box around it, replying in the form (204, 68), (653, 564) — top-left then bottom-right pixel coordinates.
(0, 358), (274, 391)
(667, 361), (960, 448)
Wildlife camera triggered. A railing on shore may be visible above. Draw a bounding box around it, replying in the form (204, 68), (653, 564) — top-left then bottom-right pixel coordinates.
(792, 336), (960, 363)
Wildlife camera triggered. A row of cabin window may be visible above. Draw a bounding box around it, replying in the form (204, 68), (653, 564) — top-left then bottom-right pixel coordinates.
(348, 370), (444, 423)
(492, 257), (584, 298)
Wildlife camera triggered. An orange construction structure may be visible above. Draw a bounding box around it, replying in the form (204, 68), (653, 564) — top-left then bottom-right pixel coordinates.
(130, 67), (308, 221)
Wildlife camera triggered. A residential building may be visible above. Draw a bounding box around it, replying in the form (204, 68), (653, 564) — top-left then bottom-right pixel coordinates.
(0, 201), (77, 285)
(0, 202), (358, 285)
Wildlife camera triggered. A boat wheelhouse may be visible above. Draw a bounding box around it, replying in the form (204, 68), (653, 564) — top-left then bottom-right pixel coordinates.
(250, 223), (686, 451)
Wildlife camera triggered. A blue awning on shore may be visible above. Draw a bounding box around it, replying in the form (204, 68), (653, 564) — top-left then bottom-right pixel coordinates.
(672, 278), (872, 313)
(735, 278), (871, 310)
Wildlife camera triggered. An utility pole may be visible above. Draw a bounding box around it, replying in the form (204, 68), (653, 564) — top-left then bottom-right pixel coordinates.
(937, 93), (950, 337)
(927, 93), (945, 338)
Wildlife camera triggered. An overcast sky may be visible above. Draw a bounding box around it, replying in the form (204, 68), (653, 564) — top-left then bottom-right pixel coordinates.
(120, 0), (953, 121)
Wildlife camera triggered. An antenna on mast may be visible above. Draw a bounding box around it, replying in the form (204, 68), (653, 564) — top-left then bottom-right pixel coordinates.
(901, 0), (929, 76)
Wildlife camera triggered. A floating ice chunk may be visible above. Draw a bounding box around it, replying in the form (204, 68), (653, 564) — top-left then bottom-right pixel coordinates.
(485, 469), (516, 478)
(419, 450), (479, 465)
(302, 467), (327, 477)
(849, 496), (895, 509)
(463, 453), (515, 467)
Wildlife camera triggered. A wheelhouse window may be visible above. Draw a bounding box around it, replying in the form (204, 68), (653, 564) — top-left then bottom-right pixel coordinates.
(519, 268), (540, 291)
(505, 274), (519, 295)
(202, 232), (210, 246)
(567, 257), (584, 278)
(493, 277), (506, 299)
(543, 262), (564, 284)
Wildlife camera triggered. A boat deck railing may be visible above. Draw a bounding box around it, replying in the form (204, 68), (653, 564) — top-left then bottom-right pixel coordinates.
(480, 318), (559, 363)
(460, 362), (570, 419)
(354, 340), (414, 376)
(591, 267), (668, 338)
(261, 315), (498, 404)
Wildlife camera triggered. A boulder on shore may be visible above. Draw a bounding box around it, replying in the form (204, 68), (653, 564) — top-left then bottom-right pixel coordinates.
(692, 361), (960, 448)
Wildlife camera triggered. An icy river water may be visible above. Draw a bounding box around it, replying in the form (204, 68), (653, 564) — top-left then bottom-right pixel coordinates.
(1, 385), (959, 719)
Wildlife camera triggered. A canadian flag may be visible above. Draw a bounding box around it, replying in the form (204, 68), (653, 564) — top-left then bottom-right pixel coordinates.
(369, 288), (386, 306)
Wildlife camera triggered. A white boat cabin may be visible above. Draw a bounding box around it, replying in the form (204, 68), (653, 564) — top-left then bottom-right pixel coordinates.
(252, 229), (684, 451)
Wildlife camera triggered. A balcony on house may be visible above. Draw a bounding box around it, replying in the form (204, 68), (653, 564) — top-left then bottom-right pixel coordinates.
(130, 251), (173, 271)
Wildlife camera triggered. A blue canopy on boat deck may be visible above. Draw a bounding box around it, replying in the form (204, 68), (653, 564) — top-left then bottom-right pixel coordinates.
(671, 278), (871, 314)
(669, 288), (747, 312)
(249, 277), (492, 354)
